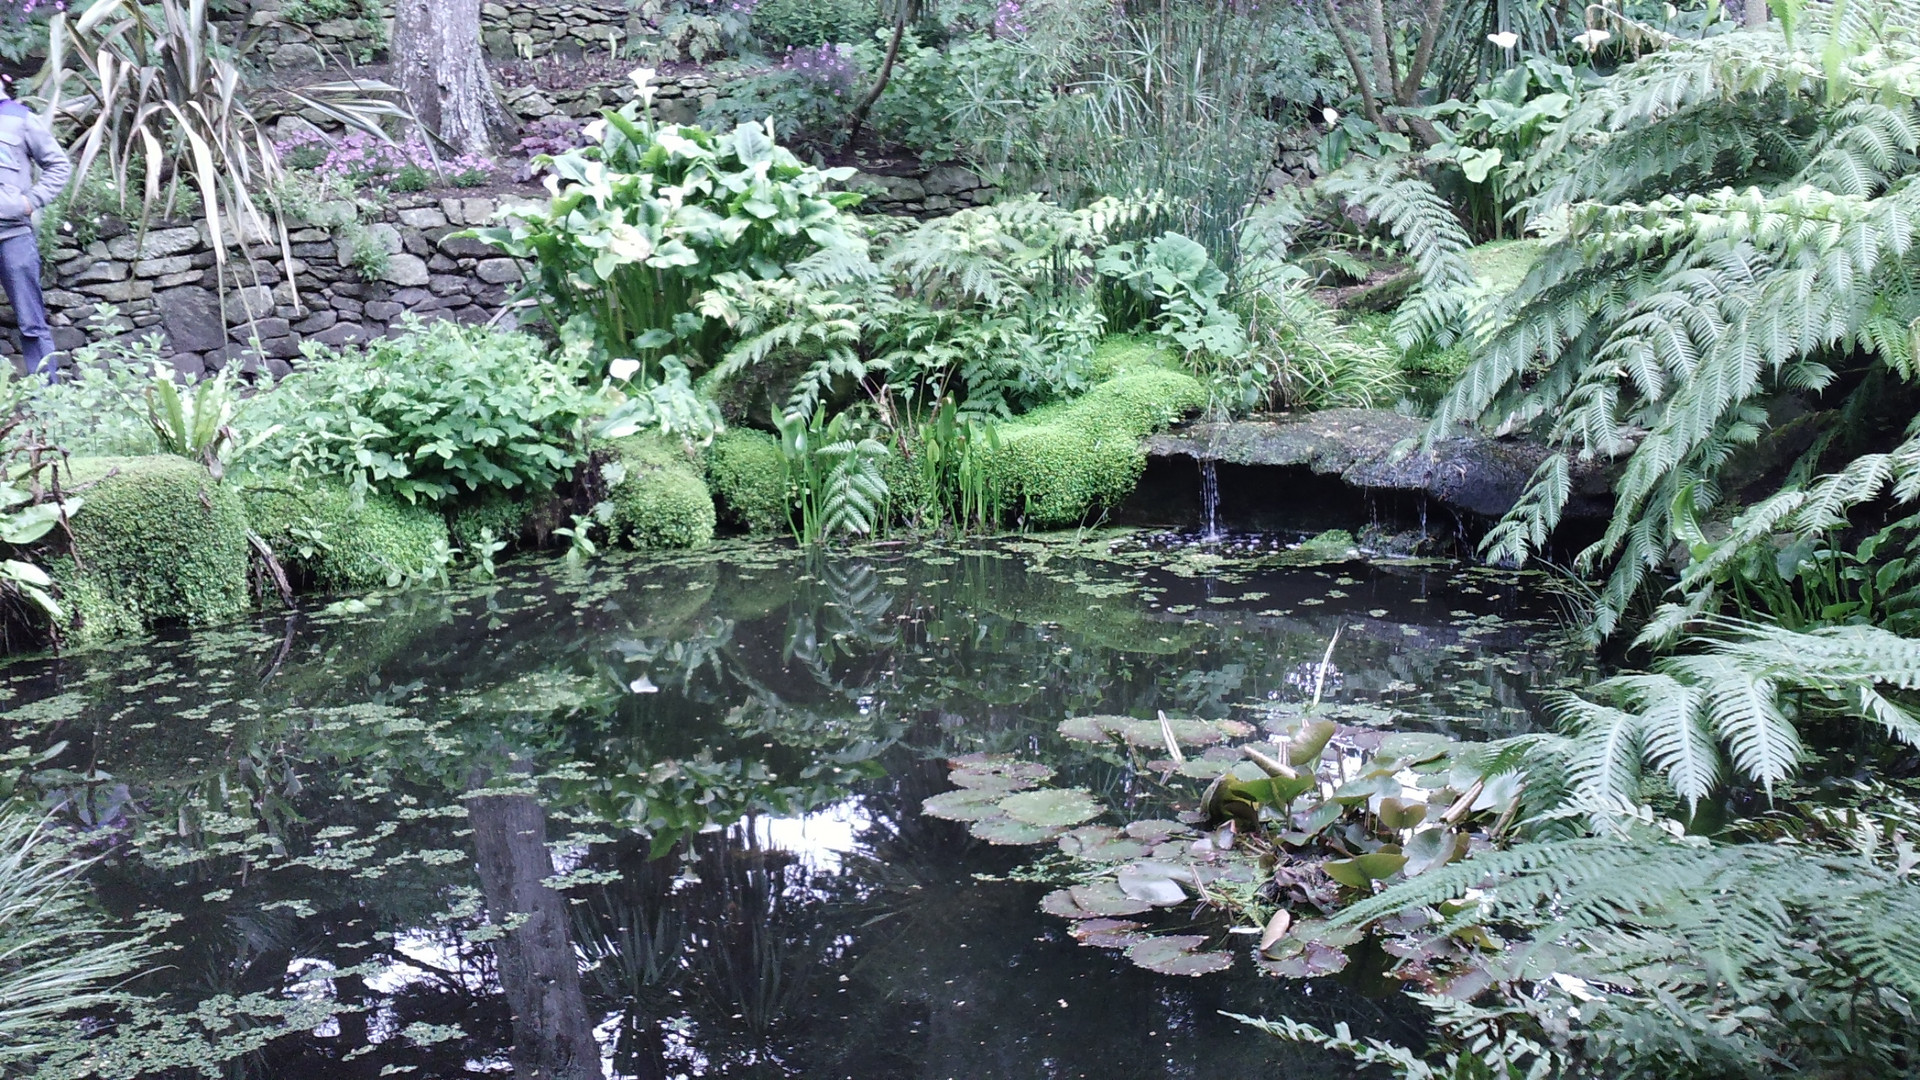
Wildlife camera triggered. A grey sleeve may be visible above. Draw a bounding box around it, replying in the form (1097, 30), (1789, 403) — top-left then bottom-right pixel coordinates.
(24, 117), (70, 210)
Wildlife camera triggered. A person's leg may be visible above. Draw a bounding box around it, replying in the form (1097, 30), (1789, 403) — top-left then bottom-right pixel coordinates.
(0, 231), (53, 383)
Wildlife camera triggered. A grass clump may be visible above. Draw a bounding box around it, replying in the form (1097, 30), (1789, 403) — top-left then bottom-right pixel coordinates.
(53, 456), (250, 640)
(243, 477), (452, 592)
(986, 339), (1206, 527)
(602, 435), (717, 550)
(705, 428), (789, 536)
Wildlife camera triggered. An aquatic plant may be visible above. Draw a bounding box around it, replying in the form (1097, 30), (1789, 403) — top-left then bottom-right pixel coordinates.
(775, 409), (889, 543)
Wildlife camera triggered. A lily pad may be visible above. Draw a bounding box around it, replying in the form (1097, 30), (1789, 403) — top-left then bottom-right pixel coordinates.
(950, 759), (1055, 793)
(1117, 717), (1251, 748)
(1058, 715), (1131, 743)
(1324, 851), (1409, 889)
(1067, 880), (1154, 917)
(1069, 917), (1146, 948)
(1127, 935), (1233, 976)
(1058, 826), (1151, 862)
(1116, 868), (1188, 906)
(1124, 819), (1195, 843)
(1377, 731), (1454, 767)
(1258, 939), (1348, 978)
(968, 816), (1065, 845)
(1041, 888), (1092, 919)
(1376, 796), (1429, 831)
(1286, 719), (1338, 766)
(922, 788), (1006, 822)
(999, 788), (1103, 828)
(1402, 827), (1468, 877)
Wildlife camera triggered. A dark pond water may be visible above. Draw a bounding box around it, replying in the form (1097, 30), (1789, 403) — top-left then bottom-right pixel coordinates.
(0, 532), (1592, 1079)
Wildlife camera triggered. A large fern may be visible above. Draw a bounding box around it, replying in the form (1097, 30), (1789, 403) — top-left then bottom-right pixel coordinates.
(1418, 1), (1920, 635)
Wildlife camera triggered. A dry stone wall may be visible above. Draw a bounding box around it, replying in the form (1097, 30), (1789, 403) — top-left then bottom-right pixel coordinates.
(4, 193), (541, 378)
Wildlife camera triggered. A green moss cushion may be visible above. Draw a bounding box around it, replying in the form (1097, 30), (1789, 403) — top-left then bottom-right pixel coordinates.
(705, 428), (790, 536)
(603, 434), (717, 550)
(985, 342), (1207, 527)
(243, 476), (451, 591)
(447, 491), (539, 555)
(54, 456), (251, 640)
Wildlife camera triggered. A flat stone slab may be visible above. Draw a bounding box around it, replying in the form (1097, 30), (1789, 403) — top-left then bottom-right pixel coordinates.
(1145, 409), (1610, 520)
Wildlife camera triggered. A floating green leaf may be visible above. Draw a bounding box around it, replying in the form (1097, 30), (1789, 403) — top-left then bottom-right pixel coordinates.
(921, 788), (1005, 822)
(1116, 867), (1187, 906)
(998, 788), (1102, 828)
(1127, 935), (1232, 976)
(1324, 851), (1409, 888)
(950, 758), (1055, 793)
(1057, 825), (1151, 862)
(1067, 880), (1154, 917)
(968, 816), (1064, 845)
(1377, 796), (1429, 831)
(1058, 715), (1130, 742)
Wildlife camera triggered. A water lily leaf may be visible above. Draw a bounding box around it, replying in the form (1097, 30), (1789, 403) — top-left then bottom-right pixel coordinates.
(1058, 715), (1130, 742)
(1080, 927), (1149, 949)
(1287, 720), (1338, 766)
(1377, 797), (1428, 831)
(1041, 888), (1090, 919)
(1259, 940), (1348, 978)
(1403, 827), (1468, 877)
(1070, 917), (1145, 939)
(1235, 774), (1318, 808)
(999, 788), (1102, 828)
(1324, 851), (1409, 888)
(1174, 757), (1234, 779)
(1377, 732), (1454, 767)
(1127, 935), (1232, 976)
(1116, 869), (1187, 906)
(1124, 819), (1194, 843)
(1058, 826), (1151, 862)
(968, 816), (1064, 845)
(950, 759), (1055, 792)
(1118, 717), (1250, 748)
(1068, 880), (1153, 917)
(922, 788), (1005, 822)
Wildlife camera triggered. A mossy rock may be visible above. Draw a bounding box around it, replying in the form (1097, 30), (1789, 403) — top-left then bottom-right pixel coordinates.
(705, 428), (790, 536)
(447, 490), (540, 554)
(53, 456), (251, 640)
(986, 340), (1207, 527)
(603, 434), (716, 550)
(243, 476), (451, 591)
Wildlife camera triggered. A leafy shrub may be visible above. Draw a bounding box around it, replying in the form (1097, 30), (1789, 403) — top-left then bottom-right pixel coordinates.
(243, 477), (454, 591)
(705, 427), (789, 534)
(23, 317), (166, 459)
(471, 77), (867, 380)
(983, 341), (1205, 526)
(703, 46), (868, 142)
(749, 0), (880, 49)
(447, 492), (539, 555)
(600, 434), (717, 549)
(243, 322), (596, 504)
(52, 456), (251, 640)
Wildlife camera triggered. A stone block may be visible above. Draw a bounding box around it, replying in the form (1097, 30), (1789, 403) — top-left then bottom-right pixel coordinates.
(397, 206), (449, 229)
(42, 289), (86, 308)
(401, 232), (430, 257)
(155, 286), (225, 352)
(68, 260), (128, 284)
(922, 165), (984, 196)
(294, 309), (338, 334)
(475, 258), (523, 285)
(156, 270), (206, 289)
(332, 297), (366, 318)
(106, 226), (203, 261)
(234, 284), (276, 320)
(380, 253), (431, 287)
(362, 300), (403, 321)
(390, 287), (434, 307)
(170, 353), (206, 380)
(83, 279), (154, 303)
(428, 254), (458, 272)
(428, 274), (469, 296)
(313, 322), (370, 346)
(269, 42), (324, 71)
(232, 317), (292, 342)
(459, 197), (498, 224)
(436, 233), (495, 259)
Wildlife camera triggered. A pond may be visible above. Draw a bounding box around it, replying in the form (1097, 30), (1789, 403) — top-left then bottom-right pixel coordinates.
(0, 533), (1593, 1079)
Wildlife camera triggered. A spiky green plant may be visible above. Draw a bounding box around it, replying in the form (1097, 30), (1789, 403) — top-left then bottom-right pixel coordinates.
(1379, 0), (1920, 636)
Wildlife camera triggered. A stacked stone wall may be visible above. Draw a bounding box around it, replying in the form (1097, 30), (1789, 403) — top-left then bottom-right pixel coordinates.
(3, 192), (540, 378)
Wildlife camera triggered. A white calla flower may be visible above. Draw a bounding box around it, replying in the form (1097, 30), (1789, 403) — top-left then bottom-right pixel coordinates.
(609, 358), (641, 382)
(1487, 31), (1519, 49)
(1322, 107), (1340, 126)
(1574, 27), (1612, 50)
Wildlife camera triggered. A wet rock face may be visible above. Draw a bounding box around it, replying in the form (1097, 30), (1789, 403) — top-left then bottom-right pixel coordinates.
(1144, 409), (1613, 522)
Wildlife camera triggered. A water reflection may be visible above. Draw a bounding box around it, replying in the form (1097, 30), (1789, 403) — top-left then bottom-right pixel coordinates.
(0, 538), (1589, 1078)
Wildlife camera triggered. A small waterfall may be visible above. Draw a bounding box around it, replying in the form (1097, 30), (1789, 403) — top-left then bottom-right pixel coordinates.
(1198, 458), (1223, 542)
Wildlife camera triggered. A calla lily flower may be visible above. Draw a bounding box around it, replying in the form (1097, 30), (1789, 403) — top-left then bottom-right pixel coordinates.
(1487, 31), (1519, 49)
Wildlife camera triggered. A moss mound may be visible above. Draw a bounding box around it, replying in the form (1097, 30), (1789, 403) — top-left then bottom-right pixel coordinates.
(54, 456), (251, 639)
(705, 428), (790, 536)
(448, 491), (539, 554)
(243, 477), (451, 591)
(986, 340), (1207, 527)
(604, 434), (717, 549)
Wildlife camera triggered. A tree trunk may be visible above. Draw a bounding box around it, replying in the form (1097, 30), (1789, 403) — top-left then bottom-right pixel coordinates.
(393, 0), (516, 156)
(468, 791), (606, 1080)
